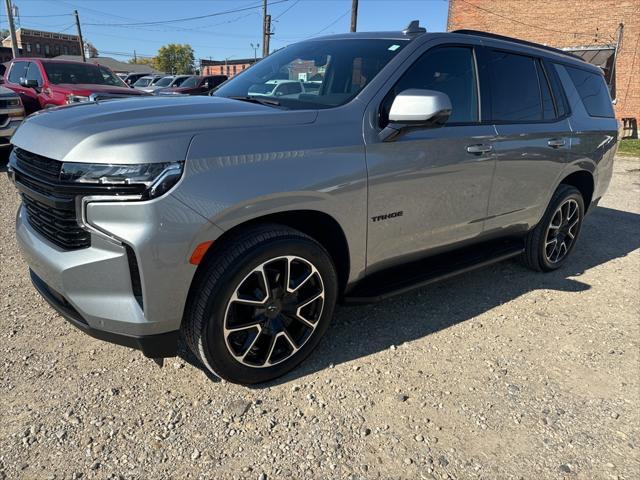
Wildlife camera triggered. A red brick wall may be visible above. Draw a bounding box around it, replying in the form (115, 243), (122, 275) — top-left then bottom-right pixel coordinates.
(448, 0), (639, 126)
(202, 62), (252, 77)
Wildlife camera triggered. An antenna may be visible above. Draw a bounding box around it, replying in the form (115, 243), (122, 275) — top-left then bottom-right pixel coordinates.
(403, 20), (426, 35)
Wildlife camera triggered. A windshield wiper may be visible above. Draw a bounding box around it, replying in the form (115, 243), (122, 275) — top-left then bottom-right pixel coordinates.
(226, 95), (281, 107)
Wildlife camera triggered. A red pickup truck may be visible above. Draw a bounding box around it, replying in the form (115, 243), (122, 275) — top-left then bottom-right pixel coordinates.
(3, 58), (147, 114)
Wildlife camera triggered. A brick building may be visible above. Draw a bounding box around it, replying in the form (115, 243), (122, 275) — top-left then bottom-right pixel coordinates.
(448, 0), (639, 137)
(201, 58), (257, 77)
(2, 28), (81, 58)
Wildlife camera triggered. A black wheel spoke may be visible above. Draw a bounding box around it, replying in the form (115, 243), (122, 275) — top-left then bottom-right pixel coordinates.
(224, 255), (325, 368)
(544, 198), (580, 265)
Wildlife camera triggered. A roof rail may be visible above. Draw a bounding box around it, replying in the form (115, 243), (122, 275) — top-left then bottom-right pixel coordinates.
(452, 29), (585, 62)
(403, 20), (427, 36)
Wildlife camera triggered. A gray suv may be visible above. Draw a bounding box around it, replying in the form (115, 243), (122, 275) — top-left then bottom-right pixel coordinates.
(7, 23), (618, 384)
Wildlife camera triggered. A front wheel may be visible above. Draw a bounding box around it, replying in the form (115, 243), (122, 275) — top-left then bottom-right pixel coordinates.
(183, 224), (338, 384)
(522, 184), (585, 271)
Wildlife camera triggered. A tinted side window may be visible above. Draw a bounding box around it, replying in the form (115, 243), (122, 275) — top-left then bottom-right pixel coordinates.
(536, 61), (555, 120)
(487, 51), (542, 122)
(564, 65), (614, 118)
(8, 61), (28, 84)
(384, 46), (479, 124)
(26, 63), (43, 86)
(545, 61), (568, 118)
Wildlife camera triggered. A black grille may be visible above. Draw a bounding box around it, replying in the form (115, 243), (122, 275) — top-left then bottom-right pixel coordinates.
(21, 193), (91, 250)
(14, 148), (63, 182)
(12, 149), (89, 250)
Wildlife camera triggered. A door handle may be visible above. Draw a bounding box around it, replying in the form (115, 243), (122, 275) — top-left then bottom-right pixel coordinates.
(466, 144), (493, 154)
(547, 138), (566, 148)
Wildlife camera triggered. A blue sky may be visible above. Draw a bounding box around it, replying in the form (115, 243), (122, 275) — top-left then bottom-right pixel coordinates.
(2, 0), (450, 62)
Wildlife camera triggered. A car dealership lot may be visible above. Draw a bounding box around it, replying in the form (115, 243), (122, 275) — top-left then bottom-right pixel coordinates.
(0, 155), (638, 480)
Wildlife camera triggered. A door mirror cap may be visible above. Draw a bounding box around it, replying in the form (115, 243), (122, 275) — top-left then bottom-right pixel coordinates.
(381, 89), (452, 142)
(19, 77), (39, 89)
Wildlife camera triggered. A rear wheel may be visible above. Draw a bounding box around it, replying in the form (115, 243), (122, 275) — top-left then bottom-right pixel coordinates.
(522, 184), (584, 271)
(183, 224), (337, 384)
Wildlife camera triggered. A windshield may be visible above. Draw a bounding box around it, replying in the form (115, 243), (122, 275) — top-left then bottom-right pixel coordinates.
(178, 76), (199, 88)
(133, 77), (152, 87)
(171, 76), (189, 87)
(155, 76), (174, 87)
(248, 83), (276, 94)
(43, 63), (125, 86)
(214, 39), (408, 109)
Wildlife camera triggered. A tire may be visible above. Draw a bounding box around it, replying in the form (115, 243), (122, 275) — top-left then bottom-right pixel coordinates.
(183, 224), (338, 384)
(521, 184), (584, 272)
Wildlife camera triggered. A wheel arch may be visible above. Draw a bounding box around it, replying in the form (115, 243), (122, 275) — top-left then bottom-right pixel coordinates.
(559, 169), (594, 212)
(186, 210), (351, 307)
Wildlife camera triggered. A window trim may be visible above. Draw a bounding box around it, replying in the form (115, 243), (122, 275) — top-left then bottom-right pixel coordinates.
(478, 46), (571, 125)
(378, 43), (483, 128)
(534, 58), (557, 119)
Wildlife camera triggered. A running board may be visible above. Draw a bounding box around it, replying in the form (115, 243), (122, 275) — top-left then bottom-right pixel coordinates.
(343, 239), (524, 304)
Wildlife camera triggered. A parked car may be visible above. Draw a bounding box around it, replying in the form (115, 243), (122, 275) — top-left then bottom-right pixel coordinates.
(132, 75), (164, 90)
(7, 22), (618, 384)
(3, 58), (148, 114)
(123, 72), (150, 87)
(0, 86), (25, 147)
(138, 75), (190, 93)
(248, 79), (306, 97)
(156, 75), (227, 96)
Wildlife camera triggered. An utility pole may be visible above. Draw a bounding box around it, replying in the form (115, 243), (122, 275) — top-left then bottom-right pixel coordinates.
(350, 0), (358, 32)
(4, 0), (19, 58)
(133, 50), (137, 63)
(262, 0), (271, 57)
(250, 42), (259, 62)
(74, 10), (86, 62)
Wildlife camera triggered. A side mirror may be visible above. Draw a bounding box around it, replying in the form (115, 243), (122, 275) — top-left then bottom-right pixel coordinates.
(380, 89), (452, 142)
(19, 77), (40, 90)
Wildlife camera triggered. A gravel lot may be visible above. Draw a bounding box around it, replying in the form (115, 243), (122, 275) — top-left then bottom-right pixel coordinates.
(0, 152), (638, 480)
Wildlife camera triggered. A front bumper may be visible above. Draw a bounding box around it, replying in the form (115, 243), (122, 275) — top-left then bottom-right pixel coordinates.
(30, 270), (179, 357)
(15, 189), (224, 356)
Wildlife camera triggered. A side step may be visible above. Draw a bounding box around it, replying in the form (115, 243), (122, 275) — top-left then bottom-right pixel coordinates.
(343, 239), (524, 304)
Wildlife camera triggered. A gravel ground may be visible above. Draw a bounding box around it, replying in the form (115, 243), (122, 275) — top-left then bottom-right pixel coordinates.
(0, 153), (638, 480)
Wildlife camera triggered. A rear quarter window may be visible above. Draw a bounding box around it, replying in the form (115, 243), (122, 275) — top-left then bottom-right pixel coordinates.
(563, 65), (614, 118)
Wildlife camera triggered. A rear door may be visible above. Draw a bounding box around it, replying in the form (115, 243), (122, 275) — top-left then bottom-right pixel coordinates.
(365, 44), (497, 270)
(479, 48), (571, 235)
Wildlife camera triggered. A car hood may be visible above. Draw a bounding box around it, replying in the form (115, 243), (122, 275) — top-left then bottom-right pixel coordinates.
(11, 95), (317, 164)
(55, 84), (146, 95)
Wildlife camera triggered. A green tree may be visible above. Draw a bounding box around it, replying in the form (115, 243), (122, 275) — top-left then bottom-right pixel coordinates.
(154, 44), (195, 74)
(128, 56), (156, 68)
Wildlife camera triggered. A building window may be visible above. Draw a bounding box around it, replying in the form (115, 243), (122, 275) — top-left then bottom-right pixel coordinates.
(36, 43), (41, 53)
(45, 44), (50, 56)
(233, 65), (237, 74)
(63, 46), (68, 55)
(26, 43), (31, 53)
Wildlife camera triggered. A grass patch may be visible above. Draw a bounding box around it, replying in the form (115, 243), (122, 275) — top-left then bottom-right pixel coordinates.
(618, 139), (640, 157)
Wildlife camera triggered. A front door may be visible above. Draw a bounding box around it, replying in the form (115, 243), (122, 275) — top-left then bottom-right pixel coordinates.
(365, 45), (496, 270)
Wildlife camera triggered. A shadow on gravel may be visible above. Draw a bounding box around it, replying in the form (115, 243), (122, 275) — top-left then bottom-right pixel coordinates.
(0, 147), (10, 172)
(219, 205), (639, 388)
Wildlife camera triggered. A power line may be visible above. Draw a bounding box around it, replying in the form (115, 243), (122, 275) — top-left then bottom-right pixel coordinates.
(83, 0), (289, 27)
(274, 0), (302, 20)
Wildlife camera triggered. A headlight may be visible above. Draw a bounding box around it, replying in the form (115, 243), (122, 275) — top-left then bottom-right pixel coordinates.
(4, 97), (22, 107)
(60, 161), (184, 199)
(66, 95), (90, 104)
